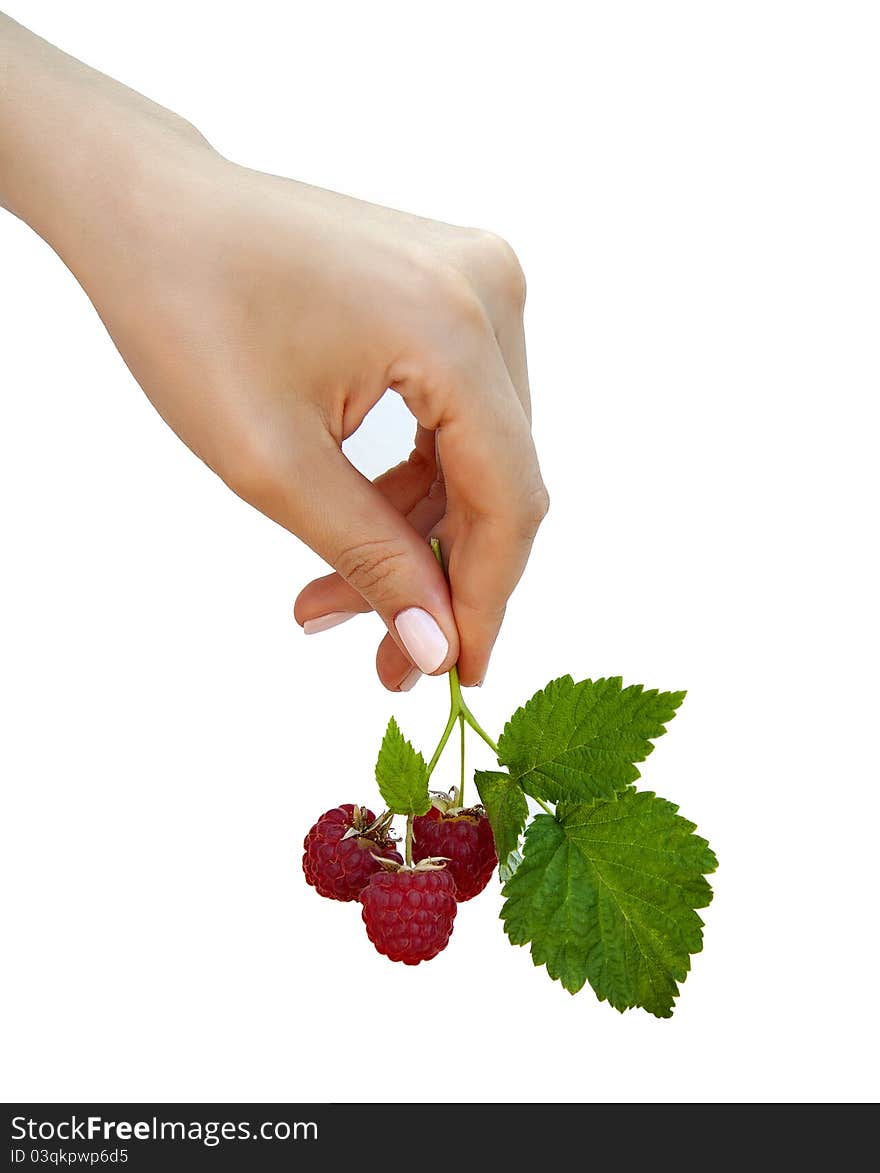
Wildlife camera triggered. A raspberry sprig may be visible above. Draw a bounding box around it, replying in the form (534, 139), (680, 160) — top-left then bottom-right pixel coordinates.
(301, 539), (718, 1014)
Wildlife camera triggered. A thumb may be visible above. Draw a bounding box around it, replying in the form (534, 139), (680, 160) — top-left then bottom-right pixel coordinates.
(285, 432), (458, 675)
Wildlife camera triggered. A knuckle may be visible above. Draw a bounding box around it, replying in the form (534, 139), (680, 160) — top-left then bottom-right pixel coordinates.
(335, 538), (409, 601)
(519, 483), (550, 535)
(474, 231), (527, 310)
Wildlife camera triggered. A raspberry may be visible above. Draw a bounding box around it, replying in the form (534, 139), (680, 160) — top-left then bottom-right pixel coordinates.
(302, 804), (402, 901)
(411, 804), (498, 901)
(359, 867), (457, 964)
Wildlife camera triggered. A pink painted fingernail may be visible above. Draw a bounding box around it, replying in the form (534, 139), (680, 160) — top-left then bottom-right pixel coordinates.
(394, 607), (449, 674)
(302, 611), (356, 635)
(399, 667), (421, 692)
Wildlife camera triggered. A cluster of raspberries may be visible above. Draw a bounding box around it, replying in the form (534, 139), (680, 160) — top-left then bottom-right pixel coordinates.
(302, 802), (497, 964)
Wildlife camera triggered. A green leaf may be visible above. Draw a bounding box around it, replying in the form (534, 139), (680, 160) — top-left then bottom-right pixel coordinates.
(501, 790), (717, 1017)
(497, 675), (686, 803)
(375, 717), (430, 817)
(474, 769), (528, 867)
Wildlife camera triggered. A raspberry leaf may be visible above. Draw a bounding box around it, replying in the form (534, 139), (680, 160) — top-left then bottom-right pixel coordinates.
(474, 769), (528, 867)
(497, 676), (686, 804)
(375, 716), (431, 817)
(501, 790), (717, 1017)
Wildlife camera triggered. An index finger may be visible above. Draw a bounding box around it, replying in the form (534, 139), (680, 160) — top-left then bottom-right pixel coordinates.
(395, 332), (548, 686)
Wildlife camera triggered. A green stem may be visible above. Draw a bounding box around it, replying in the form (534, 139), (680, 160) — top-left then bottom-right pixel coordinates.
(459, 702), (500, 755)
(425, 534), (503, 794)
(426, 707), (458, 779)
(457, 713), (466, 806)
(421, 538), (559, 832)
(405, 815), (413, 867)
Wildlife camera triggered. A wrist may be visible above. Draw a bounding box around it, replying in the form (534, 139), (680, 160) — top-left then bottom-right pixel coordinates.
(0, 14), (218, 267)
(46, 110), (220, 277)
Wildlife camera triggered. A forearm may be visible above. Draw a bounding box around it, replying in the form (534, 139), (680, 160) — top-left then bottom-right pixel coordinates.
(0, 13), (212, 265)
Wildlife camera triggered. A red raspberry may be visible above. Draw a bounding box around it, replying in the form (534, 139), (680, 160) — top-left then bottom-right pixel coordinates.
(359, 867), (457, 964)
(411, 805), (497, 901)
(302, 805), (402, 901)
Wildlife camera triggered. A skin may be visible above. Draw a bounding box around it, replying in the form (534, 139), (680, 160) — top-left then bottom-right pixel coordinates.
(0, 13), (548, 689)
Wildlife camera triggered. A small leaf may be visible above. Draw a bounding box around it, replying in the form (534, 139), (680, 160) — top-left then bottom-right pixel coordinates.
(501, 790), (717, 1017)
(375, 717), (430, 817)
(497, 676), (686, 804)
(474, 769), (528, 867)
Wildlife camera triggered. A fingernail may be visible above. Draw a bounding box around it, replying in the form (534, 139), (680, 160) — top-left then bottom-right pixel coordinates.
(302, 611), (356, 635)
(399, 667), (421, 692)
(394, 607), (449, 674)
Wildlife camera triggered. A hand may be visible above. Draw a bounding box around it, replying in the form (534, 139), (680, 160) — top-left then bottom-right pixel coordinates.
(1, 17), (548, 689)
(58, 152), (548, 690)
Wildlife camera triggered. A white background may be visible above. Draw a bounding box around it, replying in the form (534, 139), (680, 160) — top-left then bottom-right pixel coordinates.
(2, 0), (878, 1103)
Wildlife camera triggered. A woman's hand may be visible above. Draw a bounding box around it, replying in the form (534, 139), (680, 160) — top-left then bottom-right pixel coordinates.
(1, 15), (548, 690)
